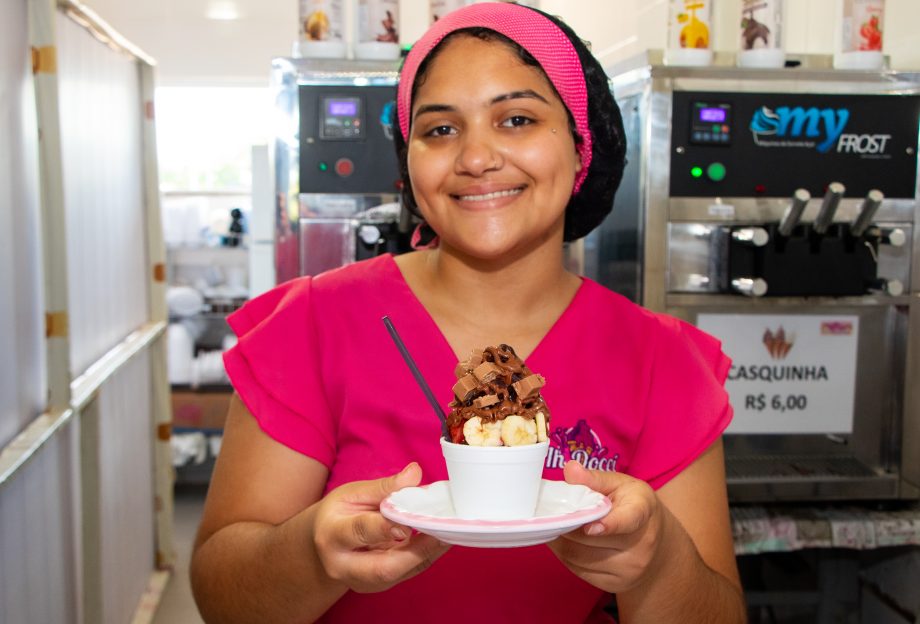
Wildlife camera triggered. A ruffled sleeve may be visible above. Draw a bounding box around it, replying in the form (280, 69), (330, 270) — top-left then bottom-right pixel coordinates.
(222, 277), (336, 467)
(628, 315), (733, 490)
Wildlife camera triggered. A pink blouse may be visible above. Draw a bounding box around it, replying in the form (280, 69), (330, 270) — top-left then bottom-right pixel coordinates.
(223, 254), (732, 623)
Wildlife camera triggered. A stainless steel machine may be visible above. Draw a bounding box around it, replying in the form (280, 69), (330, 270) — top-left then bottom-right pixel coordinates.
(271, 57), (410, 284)
(593, 51), (920, 502)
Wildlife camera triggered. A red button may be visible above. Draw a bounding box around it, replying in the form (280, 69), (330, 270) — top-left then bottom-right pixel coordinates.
(335, 158), (354, 177)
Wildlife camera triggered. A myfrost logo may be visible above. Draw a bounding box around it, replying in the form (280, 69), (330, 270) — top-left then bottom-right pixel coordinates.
(750, 106), (849, 153)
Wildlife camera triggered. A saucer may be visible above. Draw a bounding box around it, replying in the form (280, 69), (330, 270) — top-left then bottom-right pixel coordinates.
(380, 480), (611, 548)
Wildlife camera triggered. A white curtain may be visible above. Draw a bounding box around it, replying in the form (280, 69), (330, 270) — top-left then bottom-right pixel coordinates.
(0, 0), (48, 449)
(56, 12), (149, 376)
(95, 352), (155, 624)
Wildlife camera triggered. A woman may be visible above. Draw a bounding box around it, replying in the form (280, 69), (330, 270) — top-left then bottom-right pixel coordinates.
(190, 4), (746, 622)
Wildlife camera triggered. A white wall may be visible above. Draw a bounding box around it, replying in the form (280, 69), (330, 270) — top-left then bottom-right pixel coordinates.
(535, 0), (920, 70)
(399, 0), (920, 71)
(76, 0), (919, 85)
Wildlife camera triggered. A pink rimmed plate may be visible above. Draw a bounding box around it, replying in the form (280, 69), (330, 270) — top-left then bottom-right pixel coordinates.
(380, 480), (611, 548)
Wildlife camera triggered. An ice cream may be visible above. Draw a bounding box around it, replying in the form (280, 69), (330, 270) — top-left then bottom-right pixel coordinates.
(447, 344), (550, 446)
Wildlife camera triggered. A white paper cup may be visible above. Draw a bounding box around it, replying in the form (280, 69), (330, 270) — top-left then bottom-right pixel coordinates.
(440, 439), (549, 520)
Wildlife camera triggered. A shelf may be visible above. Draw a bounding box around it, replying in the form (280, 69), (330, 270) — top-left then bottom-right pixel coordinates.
(171, 383), (233, 393)
(166, 245), (248, 267)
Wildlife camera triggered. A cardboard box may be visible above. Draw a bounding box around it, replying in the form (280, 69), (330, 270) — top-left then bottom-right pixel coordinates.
(171, 389), (232, 431)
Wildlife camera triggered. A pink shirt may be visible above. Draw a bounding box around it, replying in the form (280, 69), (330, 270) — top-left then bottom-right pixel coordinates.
(224, 254), (732, 623)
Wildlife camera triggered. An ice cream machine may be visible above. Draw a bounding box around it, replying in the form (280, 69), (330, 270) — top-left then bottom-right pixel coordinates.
(272, 57), (410, 284)
(592, 51), (920, 502)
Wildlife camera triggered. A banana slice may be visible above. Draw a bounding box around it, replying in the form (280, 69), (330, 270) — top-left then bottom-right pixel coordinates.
(463, 416), (502, 446)
(535, 411), (548, 443)
(500, 415), (537, 447)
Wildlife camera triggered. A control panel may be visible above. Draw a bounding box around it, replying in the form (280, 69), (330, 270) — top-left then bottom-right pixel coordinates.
(299, 84), (400, 193)
(319, 97), (364, 140)
(670, 91), (920, 198)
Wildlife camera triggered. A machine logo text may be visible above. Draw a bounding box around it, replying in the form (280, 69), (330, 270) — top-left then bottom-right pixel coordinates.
(749, 105), (850, 153)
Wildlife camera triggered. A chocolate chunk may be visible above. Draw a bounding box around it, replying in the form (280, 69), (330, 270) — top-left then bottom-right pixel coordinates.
(473, 361), (502, 383)
(512, 374), (545, 399)
(447, 344), (551, 436)
(473, 394), (499, 408)
(452, 374), (479, 401)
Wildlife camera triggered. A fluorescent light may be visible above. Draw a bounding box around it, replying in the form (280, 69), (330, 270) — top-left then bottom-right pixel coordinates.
(206, 1), (240, 20)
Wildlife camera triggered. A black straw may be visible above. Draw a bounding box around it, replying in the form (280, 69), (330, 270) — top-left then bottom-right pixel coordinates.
(382, 315), (450, 440)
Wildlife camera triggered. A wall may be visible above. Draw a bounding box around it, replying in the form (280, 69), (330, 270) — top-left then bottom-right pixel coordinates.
(399, 0), (920, 71)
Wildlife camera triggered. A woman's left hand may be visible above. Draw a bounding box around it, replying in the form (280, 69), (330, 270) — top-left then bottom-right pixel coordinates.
(546, 460), (674, 594)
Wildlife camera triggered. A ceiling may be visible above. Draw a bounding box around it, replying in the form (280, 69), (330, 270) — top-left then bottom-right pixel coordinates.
(81, 0), (299, 86)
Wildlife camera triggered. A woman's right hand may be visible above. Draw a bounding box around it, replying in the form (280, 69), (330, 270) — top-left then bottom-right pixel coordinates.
(311, 462), (450, 593)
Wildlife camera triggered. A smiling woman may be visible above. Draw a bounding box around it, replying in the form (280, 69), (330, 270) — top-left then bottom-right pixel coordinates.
(405, 35), (581, 261)
(189, 4), (745, 624)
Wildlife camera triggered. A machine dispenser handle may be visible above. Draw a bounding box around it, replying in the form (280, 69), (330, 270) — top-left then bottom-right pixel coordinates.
(813, 182), (846, 234)
(869, 278), (905, 296)
(732, 227), (770, 247)
(850, 189), (884, 237)
(731, 277), (768, 297)
(778, 188), (811, 236)
(879, 227), (907, 247)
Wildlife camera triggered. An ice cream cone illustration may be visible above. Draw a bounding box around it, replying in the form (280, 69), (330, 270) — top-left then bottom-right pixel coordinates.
(763, 326), (794, 359)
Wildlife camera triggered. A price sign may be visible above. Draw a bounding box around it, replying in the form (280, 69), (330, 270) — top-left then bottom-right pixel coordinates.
(696, 314), (859, 434)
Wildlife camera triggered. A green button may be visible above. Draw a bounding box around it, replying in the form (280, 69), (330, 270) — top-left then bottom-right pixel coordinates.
(691, 166), (703, 178)
(707, 162), (726, 182)
(318, 162), (328, 172)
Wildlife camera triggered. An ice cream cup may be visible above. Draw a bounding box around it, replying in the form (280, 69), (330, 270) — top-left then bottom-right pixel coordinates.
(440, 438), (550, 520)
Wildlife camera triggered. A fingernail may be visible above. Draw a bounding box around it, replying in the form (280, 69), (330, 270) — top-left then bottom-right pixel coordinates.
(391, 527), (409, 541)
(400, 462), (416, 476)
(585, 523), (604, 536)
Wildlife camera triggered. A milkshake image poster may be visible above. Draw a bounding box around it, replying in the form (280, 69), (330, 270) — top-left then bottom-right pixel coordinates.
(669, 0), (712, 50)
(841, 0), (884, 52)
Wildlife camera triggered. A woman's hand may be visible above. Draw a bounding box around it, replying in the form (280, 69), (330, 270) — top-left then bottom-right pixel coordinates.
(311, 462), (451, 593)
(546, 461), (673, 594)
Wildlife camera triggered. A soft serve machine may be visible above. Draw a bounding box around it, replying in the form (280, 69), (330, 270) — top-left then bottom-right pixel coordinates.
(591, 51), (920, 502)
(272, 57), (410, 284)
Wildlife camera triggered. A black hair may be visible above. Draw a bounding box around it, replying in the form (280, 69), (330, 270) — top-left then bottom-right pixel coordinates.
(392, 6), (627, 243)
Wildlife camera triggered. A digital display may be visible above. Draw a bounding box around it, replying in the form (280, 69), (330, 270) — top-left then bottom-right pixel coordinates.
(698, 107), (727, 123)
(320, 96), (363, 140)
(690, 102), (732, 146)
(328, 99), (358, 117)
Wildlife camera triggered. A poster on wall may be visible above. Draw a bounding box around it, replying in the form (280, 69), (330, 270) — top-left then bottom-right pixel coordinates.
(696, 314), (859, 434)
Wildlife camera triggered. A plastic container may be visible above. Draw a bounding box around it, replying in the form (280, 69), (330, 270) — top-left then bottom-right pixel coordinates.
(440, 439), (550, 520)
(355, 0), (400, 61)
(430, 0), (468, 24)
(738, 0), (785, 68)
(834, 0), (885, 70)
(665, 0), (714, 66)
(296, 0), (346, 59)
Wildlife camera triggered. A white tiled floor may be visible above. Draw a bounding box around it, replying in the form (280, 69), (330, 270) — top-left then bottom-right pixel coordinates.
(152, 485), (207, 624)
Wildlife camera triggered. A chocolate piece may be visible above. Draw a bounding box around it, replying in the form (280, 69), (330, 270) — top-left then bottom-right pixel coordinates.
(452, 374), (479, 401)
(446, 344), (551, 436)
(468, 349), (484, 368)
(512, 374), (545, 400)
(455, 349), (484, 376)
(473, 361), (502, 383)
(473, 394), (499, 408)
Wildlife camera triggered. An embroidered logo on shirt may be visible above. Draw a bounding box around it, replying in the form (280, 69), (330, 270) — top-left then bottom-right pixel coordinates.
(546, 419), (619, 472)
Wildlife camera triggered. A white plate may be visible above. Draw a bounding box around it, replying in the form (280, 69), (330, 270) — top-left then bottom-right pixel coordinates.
(380, 480), (611, 548)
